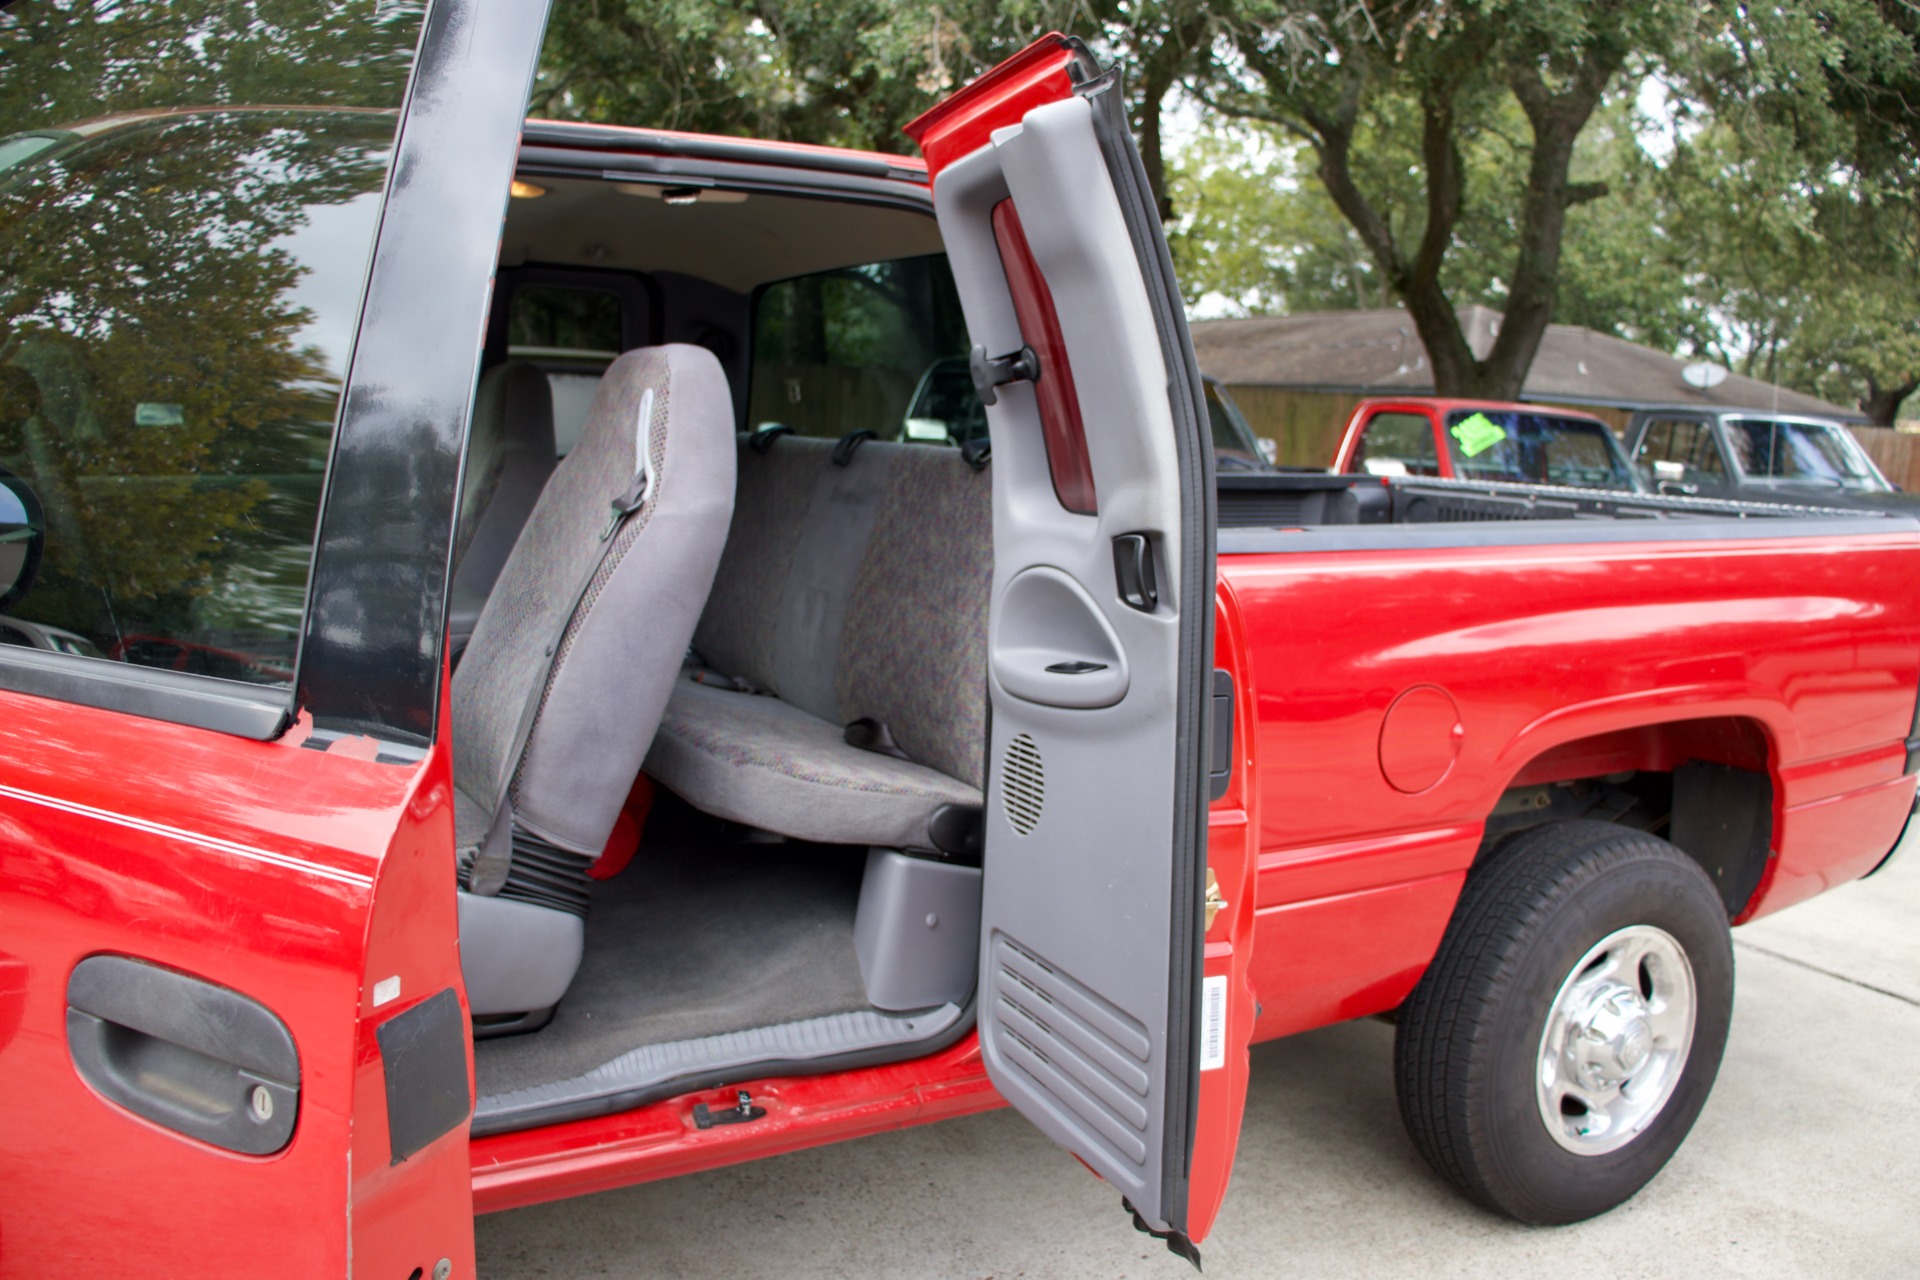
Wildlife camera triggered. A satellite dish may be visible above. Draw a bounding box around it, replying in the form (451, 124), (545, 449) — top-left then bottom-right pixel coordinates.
(1681, 362), (1729, 391)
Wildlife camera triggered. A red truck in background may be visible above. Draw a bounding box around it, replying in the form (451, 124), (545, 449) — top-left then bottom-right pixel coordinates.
(1332, 396), (1644, 491)
(3, 11), (1919, 1277)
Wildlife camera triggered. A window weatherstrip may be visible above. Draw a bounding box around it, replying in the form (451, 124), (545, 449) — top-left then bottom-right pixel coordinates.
(0, 648), (292, 741)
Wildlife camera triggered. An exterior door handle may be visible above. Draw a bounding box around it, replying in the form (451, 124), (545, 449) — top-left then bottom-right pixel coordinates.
(66, 954), (299, 1155)
(1209, 669), (1234, 800)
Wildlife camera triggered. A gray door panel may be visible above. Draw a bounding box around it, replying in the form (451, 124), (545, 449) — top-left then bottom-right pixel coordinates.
(932, 82), (1213, 1235)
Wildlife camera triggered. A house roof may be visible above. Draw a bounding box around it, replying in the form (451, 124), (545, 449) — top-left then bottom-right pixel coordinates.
(1189, 305), (1862, 421)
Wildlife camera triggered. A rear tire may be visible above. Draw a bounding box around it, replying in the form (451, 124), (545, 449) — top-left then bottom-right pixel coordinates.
(1393, 820), (1734, 1224)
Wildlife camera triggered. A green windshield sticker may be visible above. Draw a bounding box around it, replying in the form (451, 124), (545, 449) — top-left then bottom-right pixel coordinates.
(1451, 412), (1507, 458)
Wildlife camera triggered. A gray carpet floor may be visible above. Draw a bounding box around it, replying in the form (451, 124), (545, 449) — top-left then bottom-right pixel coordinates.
(475, 808), (874, 1100)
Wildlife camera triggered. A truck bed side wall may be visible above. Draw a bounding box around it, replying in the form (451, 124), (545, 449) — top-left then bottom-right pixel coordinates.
(1216, 525), (1920, 1042)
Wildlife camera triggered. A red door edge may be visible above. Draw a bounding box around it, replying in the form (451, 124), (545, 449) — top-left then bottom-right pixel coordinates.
(902, 33), (1080, 176)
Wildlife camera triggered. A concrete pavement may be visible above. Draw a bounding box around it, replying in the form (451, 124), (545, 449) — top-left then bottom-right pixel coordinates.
(477, 833), (1920, 1279)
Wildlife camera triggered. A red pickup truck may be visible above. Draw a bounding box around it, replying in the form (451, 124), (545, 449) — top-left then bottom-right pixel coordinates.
(3, 10), (1917, 1277)
(1332, 396), (1644, 490)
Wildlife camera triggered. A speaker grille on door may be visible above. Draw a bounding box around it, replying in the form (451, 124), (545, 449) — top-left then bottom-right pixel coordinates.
(1002, 732), (1045, 835)
(990, 935), (1152, 1175)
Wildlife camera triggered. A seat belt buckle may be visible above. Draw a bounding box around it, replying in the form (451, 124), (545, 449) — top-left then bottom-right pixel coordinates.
(600, 500), (627, 542)
(600, 476), (650, 542)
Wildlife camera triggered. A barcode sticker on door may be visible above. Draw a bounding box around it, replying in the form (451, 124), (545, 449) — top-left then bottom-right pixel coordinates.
(1200, 974), (1227, 1071)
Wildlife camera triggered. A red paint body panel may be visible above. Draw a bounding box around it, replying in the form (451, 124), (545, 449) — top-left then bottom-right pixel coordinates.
(472, 1039), (1001, 1214)
(902, 34), (1079, 176)
(1248, 875), (1464, 1041)
(1215, 527), (1920, 1033)
(1185, 586), (1263, 1240)
(0, 695), (473, 1278)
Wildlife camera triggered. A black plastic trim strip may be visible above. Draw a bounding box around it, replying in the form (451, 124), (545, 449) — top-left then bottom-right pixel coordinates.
(1220, 515), (1918, 557)
(296, 0), (552, 745)
(516, 147), (934, 210)
(1208, 670), (1234, 802)
(0, 648), (292, 740)
(1076, 45), (1216, 1239)
(520, 121), (928, 183)
(472, 995), (978, 1139)
(377, 988), (472, 1164)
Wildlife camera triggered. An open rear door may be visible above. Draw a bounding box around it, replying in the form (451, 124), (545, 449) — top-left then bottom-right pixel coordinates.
(907, 36), (1249, 1258)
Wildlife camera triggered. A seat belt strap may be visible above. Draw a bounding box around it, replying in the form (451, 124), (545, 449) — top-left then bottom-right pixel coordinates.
(468, 387), (657, 895)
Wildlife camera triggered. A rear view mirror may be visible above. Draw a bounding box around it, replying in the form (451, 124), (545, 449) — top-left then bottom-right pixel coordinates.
(0, 468), (45, 611)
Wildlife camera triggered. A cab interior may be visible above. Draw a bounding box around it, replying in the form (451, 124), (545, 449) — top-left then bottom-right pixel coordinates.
(452, 154), (993, 1135)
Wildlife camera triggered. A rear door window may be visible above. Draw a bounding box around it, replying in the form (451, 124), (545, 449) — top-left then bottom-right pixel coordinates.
(750, 253), (969, 443)
(1444, 410), (1636, 489)
(1350, 411), (1440, 476)
(506, 284), (627, 454)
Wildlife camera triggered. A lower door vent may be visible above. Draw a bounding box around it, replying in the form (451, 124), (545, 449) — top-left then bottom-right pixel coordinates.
(1001, 732), (1045, 835)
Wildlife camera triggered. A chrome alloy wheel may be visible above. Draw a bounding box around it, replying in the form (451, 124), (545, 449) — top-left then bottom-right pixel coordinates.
(1535, 924), (1697, 1156)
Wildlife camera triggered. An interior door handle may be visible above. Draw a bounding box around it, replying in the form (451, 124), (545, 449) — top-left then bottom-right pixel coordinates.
(66, 954), (300, 1155)
(1113, 533), (1158, 612)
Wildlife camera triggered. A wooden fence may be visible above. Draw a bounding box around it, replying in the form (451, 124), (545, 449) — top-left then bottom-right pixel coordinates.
(1850, 427), (1920, 492)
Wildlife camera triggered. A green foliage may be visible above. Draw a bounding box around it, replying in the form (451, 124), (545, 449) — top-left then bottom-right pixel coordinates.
(1638, 117), (1920, 420)
(531, 1), (1094, 154)
(1173, 93), (1716, 350)
(0, 111), (388, 642)
(1174, 1), (1920, 412)
(0, 0), (424, 126)
(1169, 129), (1384, 312)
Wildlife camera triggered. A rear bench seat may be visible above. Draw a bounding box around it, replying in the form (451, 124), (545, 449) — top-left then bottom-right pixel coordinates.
(644, 434), (991, 851)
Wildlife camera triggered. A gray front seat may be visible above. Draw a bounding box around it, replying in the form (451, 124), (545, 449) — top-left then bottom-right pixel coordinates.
(449, 361), (558, 654)
(453, 345), (736, 1023)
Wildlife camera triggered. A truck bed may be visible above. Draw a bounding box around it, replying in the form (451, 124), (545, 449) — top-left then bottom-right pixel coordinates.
(1211, 469), (1920, 1047)
(1217, 471), (1891, 535)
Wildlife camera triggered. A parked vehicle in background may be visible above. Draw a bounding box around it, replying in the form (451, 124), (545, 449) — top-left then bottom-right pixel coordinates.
(1205, 377), (1276, 471)
(1625, 407), (1910, 505)
(0, 614), (104, 659)
(106, 635), (292, 684)
(1334, 397), (1643, 491)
